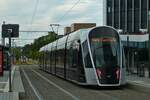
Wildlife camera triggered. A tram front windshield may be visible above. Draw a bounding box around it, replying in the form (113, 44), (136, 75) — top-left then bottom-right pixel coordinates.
(90, 34), (120, 68)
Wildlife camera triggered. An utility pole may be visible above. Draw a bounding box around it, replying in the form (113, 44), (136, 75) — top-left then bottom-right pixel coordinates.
(8, 29), (12, 92)
(2, 23), (19, 92)
(49, 24), (60, 75)
(12, 39), (15, 65)
(49, 24), (60, 39)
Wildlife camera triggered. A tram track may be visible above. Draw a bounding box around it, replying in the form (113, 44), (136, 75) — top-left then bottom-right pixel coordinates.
(20, 66), (75, 100)
(20, 65), (119, 100)
(20, 65), (150, 100)
(31, 69), (80, 100)
(22, 69), (44, 100)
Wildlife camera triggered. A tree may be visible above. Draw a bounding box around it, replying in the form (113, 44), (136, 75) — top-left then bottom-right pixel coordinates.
(12, 47), (22, 60)
(22, 31), (57, 59)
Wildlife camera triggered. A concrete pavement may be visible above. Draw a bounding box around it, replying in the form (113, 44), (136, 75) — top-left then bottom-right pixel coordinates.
(1, 64), (150, 100)
(20, 65), (150, 100)
(0, 65), (24, 100)
(127, 75), (150, 94)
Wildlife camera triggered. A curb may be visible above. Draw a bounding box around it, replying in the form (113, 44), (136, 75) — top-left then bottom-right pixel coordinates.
(127, 81), (150, 95)
(13, 66), (25, 97)
(0, 92), (19, 100)
(4, 66), (16, 92)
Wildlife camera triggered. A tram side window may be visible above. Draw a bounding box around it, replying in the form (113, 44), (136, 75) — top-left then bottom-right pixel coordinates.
(42, 53), (44, 67)
(69, 47), (74, 67)
(122, 48), (125, 68)
(46, 52), (51, 67)
(51, 50), (55, 67)
(71, 41), (79, 68)
(82, 41), (92, 68)
(39, 53), (42, 67)
(56, 47), (65, 68)
(44, 52), (46, 69)
(45, 52), (48, 67)
(48, 52), (51, 67)
(78, 44), (83, 67)
(66, 40), (79, 68)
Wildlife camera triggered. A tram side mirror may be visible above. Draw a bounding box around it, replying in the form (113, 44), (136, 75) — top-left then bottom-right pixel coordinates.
(117, 29), (123, 34)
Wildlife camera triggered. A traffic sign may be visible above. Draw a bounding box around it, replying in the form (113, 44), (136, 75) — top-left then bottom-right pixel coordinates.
(2, 24), (19, 38)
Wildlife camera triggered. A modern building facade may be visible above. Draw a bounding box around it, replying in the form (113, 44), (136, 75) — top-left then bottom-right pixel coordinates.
(104, 0), (149, 34)
(104, 0), (150, 78)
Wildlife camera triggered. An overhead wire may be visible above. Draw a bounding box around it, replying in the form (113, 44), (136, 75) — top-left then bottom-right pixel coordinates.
(16, 0), (81, 46)
(57, 0), (81, 23)
(30, 0), (39, 25)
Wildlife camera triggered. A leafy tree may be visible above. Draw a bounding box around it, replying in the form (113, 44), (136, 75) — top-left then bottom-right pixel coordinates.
(22, 31), (57, 59)
(12, 47), (22, 60)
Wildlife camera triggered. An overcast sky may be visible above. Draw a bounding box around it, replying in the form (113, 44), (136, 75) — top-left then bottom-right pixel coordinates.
(0, 0), (104, 46)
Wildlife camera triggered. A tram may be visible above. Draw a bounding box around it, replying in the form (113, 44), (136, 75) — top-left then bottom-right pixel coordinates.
(39, 26), (126, 86)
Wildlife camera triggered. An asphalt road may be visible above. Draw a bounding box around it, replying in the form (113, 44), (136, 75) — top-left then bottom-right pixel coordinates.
(19, 65), (150, 100)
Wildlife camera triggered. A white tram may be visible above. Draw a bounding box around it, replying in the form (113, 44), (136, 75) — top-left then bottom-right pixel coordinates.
(39, 26), (126, 86)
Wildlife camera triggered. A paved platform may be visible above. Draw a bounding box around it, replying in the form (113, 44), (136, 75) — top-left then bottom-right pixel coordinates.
(127, 75), (150, 94)
(0, 71), (11, 92)
(0, 65), (24, 100)
(20, 65), (150, 100)
(12, 66), (25, 94)
(0, 92), (19, 100)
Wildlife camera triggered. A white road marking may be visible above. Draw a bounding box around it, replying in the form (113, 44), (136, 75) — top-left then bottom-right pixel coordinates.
(32, 69), (80, 100)
(0, 89), (4, 91)
(22, 69), (43, 100)
(0, 82), (7, 84)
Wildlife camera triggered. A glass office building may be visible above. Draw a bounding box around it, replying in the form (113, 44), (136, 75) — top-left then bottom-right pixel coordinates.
(104, 0), (150, 77)
(105, 0), (149, 33)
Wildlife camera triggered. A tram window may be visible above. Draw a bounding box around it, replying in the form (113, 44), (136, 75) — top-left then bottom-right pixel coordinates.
(66, 40), (80, 68)
(47, 52), (50, 66)
(49, 52), (51, 67)
(89, 28), (120, 68)
(122, 48), (125, 68)
(56, 48), (65, 68)
(42, 53), (44, 67)
(51, 51), (55, 66)
(90, 38), (119, 67)
(44, 51), (47, 67)
(39, 53), (42, 66)
(82, 40), (92, 68)
(78, 44), (83, 67)
(72, 40), (80, 68)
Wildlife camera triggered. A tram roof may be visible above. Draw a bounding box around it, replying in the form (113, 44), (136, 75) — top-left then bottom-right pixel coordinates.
(39, 26), (122, 52)
(39, 28), (90, 52)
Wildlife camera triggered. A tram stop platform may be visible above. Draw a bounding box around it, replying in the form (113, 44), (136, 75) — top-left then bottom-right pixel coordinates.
(0, 66), (24, 100)
(127, 74), (150, 94)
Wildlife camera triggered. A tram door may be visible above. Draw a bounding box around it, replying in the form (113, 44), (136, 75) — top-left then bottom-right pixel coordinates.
(77, 44), (86, 82)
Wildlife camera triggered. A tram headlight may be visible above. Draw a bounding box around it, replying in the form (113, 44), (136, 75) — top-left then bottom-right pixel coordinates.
(116, 68), (120, 80)
(96, 69), (102, 79)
